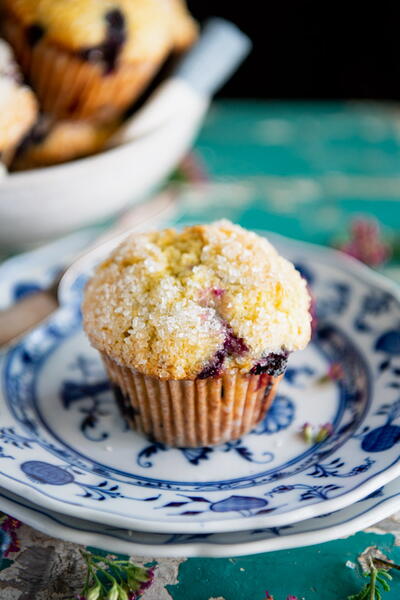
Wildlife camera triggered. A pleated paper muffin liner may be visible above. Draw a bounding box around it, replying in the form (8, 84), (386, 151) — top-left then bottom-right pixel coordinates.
(102, 353), (283, 448)
(2, 15), (164, 122)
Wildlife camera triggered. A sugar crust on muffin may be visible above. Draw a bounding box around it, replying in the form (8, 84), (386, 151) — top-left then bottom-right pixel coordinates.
(83, 221), (312, 380)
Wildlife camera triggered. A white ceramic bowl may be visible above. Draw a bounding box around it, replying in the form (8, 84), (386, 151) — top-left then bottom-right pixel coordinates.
(0, 90), (207, 250)
(0, 18), (250, 251)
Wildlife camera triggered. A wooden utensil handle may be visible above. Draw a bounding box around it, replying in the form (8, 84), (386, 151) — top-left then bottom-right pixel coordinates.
(0, 290), (58, 347)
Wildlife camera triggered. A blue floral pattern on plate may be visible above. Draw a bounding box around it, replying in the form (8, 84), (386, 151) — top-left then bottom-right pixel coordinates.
(1, 475), (400, 557)
(0, 234), (400, 534)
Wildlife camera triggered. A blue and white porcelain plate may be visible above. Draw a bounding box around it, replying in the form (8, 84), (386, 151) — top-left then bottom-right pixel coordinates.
(1, 233), (400, 534)
(1, 477), (400, 558)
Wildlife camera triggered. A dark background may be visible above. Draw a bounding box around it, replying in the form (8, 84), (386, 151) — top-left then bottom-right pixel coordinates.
(186, 3), (400, 100)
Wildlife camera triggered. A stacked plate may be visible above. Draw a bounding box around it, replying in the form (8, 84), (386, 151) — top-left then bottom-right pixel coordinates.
(1, 232), (400, 557)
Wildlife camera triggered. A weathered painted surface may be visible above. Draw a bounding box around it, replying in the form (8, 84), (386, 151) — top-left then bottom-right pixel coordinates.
(2, 523), (400, 598)
(0, 524), (186, 599)
(167, 532), (400, 600)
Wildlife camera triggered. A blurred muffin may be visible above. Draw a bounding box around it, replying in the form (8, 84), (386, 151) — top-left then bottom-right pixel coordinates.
(1, 0), (197, 122)
(12, 115), (119, 170)
(83, 221), (311, 447)
(0, 38), (37, 164)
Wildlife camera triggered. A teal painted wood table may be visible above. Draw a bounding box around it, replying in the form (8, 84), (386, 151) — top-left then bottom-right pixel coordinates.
(2, 100), (400, 599)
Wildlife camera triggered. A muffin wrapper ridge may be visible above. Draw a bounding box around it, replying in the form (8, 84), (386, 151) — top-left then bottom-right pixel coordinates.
(2, 16), (163, 121)
(102, 353), (283, 448)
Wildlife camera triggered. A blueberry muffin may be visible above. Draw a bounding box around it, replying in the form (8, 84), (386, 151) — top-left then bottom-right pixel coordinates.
(0, 38), (37, 165)
(12, 115), (120, 170)
(83, 221), (311, 447)
(1, 0), (197, 121)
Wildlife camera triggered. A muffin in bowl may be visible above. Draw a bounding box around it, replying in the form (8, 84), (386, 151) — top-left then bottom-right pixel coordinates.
(83, 221), (311, 447)
(0, 38), (37, 164)
(11, 115), (120, 170)
(1, 0), (197, 121)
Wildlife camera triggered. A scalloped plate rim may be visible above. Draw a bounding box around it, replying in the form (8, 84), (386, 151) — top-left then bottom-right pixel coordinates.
(0, 481), (400, 558)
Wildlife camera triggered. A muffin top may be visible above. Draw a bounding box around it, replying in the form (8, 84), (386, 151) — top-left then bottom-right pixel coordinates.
(83, 221), (311, 379)
(83, 221), (312, 380)
(0, 39), (37, 150)
(3, 0), (197, 69)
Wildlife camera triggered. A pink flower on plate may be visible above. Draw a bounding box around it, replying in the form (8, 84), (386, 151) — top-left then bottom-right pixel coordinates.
(328, 363), (344, 381)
